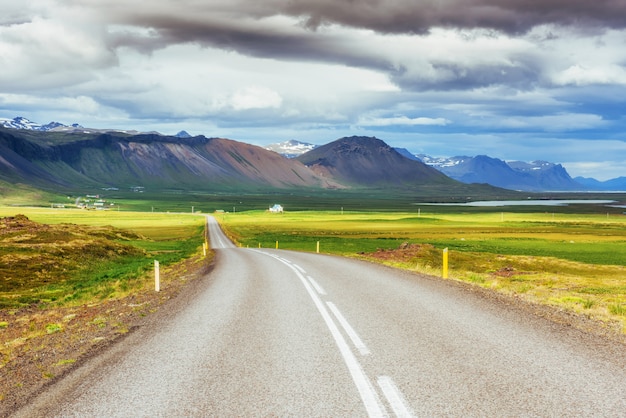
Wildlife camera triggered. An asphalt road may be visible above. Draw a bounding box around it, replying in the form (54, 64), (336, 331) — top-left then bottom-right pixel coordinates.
(16, 216), (626, 417)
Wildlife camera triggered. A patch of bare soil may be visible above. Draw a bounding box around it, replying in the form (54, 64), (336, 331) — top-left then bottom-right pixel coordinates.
(365, 242), (438, 263)
(0, 253), (212, 417)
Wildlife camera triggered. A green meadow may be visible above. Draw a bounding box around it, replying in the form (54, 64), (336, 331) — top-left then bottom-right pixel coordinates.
(217, 209), (626, 333)
(217, 210), (626, 264)
(2, 203), (626, 334)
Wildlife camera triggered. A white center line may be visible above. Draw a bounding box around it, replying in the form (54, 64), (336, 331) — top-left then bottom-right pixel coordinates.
(377, 376), (415, 418)
(256, 250), (416, 417)
(256, 250), (388, 417)
(326, 301), (371, 356)
(306, 276), (327, 295)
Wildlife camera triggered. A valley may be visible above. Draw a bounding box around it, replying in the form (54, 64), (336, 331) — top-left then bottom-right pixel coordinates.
(0, 126), (625, 414)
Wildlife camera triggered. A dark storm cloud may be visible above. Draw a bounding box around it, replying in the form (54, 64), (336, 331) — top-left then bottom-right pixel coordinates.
(95, 0), (625, 94)
(279, 0), (626, 34)
(105, 0), (626, 52)
(107, 11), (394, 73)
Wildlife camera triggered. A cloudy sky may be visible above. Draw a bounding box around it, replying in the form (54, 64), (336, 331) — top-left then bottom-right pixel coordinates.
(1, 1), (626, 180)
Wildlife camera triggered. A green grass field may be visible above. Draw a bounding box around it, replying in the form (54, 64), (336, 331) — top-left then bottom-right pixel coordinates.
(217, 209), (626, 333)
(2, 204), (626, 334)
(0, 207), (206, 308)
(217, 210), (626, 263)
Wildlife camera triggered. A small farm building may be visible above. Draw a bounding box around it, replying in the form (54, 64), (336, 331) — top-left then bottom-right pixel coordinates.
(269, 204), (284, 213)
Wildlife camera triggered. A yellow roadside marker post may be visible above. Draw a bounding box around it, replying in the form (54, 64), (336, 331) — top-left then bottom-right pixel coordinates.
(442, 248), (449, 279)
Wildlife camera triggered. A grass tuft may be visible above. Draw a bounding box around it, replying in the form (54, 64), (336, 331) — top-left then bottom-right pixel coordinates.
(609, 304), (626, 316)
(45, 324), (62, 334)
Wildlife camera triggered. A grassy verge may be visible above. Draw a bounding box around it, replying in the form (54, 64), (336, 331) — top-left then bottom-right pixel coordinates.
(0, 209), (205, 308)
(218, 210), (626, 335)
(0, 208), (209, 412)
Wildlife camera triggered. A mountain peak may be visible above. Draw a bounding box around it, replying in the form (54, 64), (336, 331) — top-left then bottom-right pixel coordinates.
(175, 130), (192, 138)
(296, 136), (451, 187)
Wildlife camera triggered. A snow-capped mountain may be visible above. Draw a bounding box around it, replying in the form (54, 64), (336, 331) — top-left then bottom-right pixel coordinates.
(409, 153), (583, 191)
(0, 116), (166, 136)
(264, 140), (318, 158)
(0, 116), (83, 131)
(507, 160), (557, 173)
(415, 154), (471, 169)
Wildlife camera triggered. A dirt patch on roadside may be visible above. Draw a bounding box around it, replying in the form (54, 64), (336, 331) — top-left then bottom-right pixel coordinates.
(365, 242), (439, 263)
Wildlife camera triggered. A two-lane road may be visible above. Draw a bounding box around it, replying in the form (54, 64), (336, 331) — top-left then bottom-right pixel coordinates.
(16, 216), (626, 417)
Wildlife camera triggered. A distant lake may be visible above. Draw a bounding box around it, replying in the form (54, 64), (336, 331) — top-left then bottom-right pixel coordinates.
(416, 200), (616, 207)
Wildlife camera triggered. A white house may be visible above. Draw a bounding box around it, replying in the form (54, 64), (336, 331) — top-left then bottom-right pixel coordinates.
(269, 204), (284, 213)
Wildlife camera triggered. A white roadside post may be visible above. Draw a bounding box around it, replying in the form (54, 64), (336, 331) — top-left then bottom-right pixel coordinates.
(154, 260), (160, 292)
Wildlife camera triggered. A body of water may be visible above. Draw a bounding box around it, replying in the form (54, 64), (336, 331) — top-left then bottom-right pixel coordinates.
(416, 200), (616, 207)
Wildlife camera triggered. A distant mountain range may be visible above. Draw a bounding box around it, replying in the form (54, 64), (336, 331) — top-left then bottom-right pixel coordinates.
(0, 124), (517, 200)
(574, 176), (626, 191)
(409, 153), (626, 192)
(266, 139), (624, 192)
(0, 116), (84, 132)
(0, 116), (166, 136)
(411, 154), (582, 192)
(1, 116), (623, 193)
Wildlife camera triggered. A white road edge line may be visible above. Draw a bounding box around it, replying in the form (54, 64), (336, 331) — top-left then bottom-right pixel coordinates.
(307, 276), (327, 295)
(255, 250), (387, 418)
(377, 376), (415, 418)
(326, 301), (371, 356)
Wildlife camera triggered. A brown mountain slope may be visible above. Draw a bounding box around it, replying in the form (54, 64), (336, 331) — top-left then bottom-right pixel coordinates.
(0, 129), (343, 192)
(198, 138), (344, 189)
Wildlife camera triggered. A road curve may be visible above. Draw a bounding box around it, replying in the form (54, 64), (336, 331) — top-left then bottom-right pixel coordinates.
(15, 216), (626, 417)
